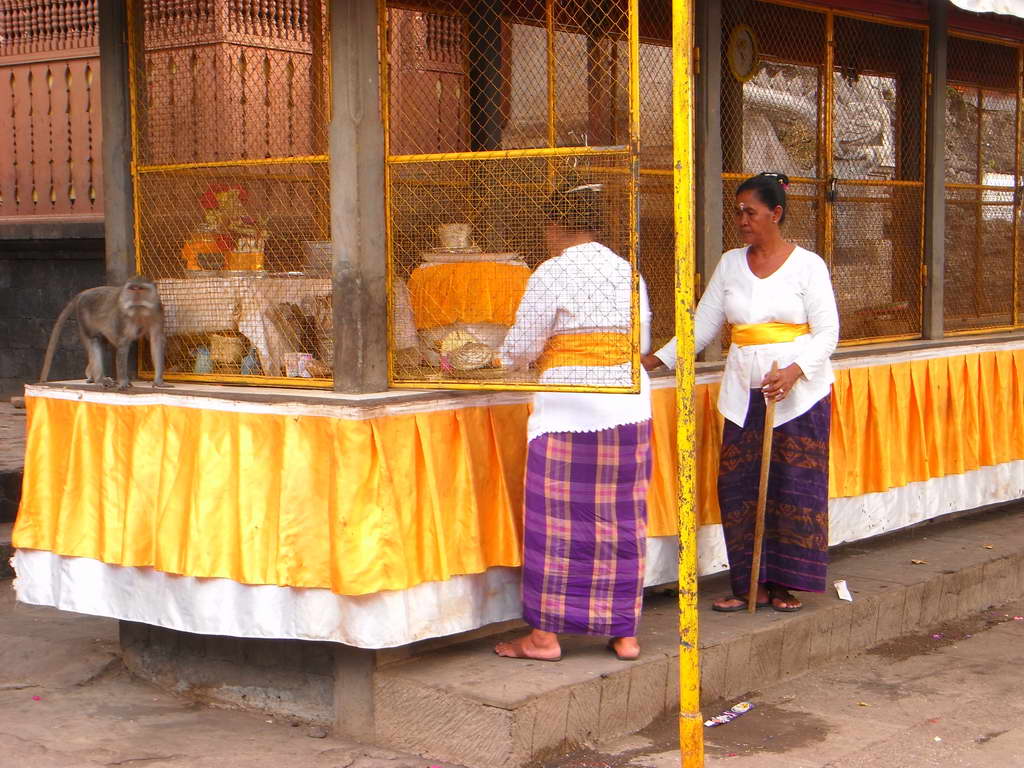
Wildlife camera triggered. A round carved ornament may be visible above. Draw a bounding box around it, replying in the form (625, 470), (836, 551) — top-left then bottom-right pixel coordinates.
(727, 24), (760, 83)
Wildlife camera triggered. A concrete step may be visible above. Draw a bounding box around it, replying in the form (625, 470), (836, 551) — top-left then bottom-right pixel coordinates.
(374, 503), (1024, 768)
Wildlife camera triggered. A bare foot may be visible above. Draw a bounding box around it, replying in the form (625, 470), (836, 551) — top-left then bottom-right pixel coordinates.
(609, 636), (641, 660)
(495, 629), (562, 661)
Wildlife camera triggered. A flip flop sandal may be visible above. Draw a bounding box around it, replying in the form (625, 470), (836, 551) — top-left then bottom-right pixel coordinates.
(712, 596), (770, 613)
(768, 588), (803, 612)
(606, 640), (641, 661)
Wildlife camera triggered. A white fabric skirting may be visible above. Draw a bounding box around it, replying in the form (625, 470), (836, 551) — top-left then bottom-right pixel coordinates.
(14, 459), (1024, 648)
(13, 539), (678, 649)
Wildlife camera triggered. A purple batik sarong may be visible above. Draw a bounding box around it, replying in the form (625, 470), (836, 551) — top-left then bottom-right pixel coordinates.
(718, 392), (831, 596)
(521, 421), (652, 637)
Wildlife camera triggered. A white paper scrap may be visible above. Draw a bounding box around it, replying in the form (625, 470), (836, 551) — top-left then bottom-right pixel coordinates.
(834, 579), (853, 602)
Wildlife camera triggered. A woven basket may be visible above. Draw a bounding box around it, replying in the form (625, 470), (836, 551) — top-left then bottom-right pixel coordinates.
(210, 333), (245, 365)
(449, 342), (494, 371)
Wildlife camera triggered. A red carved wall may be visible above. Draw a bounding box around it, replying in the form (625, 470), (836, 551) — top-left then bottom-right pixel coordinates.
(0, 0), (103, 220)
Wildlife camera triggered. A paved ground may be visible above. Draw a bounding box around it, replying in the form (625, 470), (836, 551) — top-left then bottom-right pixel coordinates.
(0, 583), (460, 768)
(6, 574), (1024, 768)
(548, 598), (1024, 768)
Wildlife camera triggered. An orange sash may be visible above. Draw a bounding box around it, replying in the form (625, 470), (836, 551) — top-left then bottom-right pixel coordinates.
(537, 332), (631, 372)
(731, 322), (810, 346)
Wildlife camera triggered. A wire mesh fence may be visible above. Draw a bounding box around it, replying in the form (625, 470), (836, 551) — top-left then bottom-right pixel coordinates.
(384, 0), (646, 391)
(119, 0), (1024, 391)
(129, 0), (333, 385)
(832, 15), (925, 341)
(944, 34), (1021, 333)
(636, 0), (675, 354)
(719, 1), (926, 344)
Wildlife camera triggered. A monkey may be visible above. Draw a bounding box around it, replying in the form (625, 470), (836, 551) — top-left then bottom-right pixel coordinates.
(39, 276), (172, 391)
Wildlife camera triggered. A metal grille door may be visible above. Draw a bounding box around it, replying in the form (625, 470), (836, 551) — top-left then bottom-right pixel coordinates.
(720, 2), (927, 344)
(944, 34), (1022, 333)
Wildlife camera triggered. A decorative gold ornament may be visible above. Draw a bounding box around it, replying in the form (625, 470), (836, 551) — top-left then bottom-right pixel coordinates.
(726, 24), (759, 83)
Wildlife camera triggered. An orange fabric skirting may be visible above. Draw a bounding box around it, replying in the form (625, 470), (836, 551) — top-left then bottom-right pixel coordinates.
(13, 348), (1024, 596)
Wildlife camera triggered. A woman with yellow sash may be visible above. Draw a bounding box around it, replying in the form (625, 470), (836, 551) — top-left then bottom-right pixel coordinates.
(494, 184), (653, 662)
(644, 172), (839, 613)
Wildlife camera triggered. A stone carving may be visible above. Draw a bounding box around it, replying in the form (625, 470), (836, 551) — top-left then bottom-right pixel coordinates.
(741, 64), (896, 181)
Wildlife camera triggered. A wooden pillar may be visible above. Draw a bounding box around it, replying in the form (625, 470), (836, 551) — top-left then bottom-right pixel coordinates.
(696, 0), (723, 360)
(330, 0), (389, 393)
(923, 0), (947, 339)
(468, 1), (505, 152)
(99, 0), (136, 285)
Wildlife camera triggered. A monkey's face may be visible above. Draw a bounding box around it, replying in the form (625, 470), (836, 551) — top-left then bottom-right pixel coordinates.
(121, 279), (160, 312)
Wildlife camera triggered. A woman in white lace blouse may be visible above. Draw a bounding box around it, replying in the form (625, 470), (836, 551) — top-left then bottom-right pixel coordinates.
(644, 172), (839, 613)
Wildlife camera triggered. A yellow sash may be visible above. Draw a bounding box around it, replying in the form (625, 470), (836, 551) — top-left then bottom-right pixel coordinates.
(537, 332), (631, 372)
(731, 322), (810, 347)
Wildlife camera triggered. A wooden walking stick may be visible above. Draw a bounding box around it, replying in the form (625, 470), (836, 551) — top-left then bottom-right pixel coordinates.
(747, 361), (779, 613)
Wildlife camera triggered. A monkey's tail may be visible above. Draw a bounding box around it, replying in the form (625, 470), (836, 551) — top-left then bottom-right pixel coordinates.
(39, 298), (77, 383)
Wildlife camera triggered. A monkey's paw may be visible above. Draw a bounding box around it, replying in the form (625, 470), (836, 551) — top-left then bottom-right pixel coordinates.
(116, 381), (135, 392)
(99, 377), (117, 389)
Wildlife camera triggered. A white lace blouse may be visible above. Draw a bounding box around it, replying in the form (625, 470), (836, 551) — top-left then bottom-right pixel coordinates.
(500, 242), (653, 442)
(654, 246), (839, 428)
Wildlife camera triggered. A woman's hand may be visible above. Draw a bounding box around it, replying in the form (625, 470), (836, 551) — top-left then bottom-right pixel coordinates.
(641, 353), (664, 372)
(761, 362), (803, 401)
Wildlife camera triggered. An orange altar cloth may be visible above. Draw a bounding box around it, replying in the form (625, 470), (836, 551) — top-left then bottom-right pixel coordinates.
(13, 346), (1024, 597)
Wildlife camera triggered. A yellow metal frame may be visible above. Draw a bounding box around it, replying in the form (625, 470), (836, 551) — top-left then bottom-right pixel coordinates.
(628, 0), (642, 393)
(1018, 44), (1023, 327)
(126, 0), (335, 389)
(136, 155), (330, 173)
(672, 1), (702, 765)
(383, 1), (644, 393)
(386, 144), (630, 165)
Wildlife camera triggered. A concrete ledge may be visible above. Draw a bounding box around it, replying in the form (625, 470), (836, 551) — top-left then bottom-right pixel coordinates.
(120, 623), (337, 725)
(0, 218), (104, 241)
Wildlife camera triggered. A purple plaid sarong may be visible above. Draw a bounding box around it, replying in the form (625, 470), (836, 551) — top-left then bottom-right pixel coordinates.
(718, 392), (832, 596)
(521, 421), (653, 637)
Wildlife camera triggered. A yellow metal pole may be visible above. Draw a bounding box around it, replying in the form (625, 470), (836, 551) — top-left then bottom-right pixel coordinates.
(672, 1), (702, 767)
(1015, 45), (1023, 327)
(125, 0), (142, 275)
(629, 0), (641, 389)
(822, 11), (834, 268)
(546, 0), (556, 191)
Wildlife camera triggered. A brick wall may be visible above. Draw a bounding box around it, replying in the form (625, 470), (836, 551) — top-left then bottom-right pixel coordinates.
(0, 229), (105, 397)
